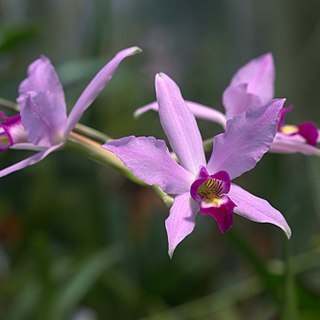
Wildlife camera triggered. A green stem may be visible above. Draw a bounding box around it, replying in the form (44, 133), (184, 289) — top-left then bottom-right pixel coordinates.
(152, 185), (174, 208)
(66, 132), (174, 206)
(0, 97), (19, 111)
(73, 123), (110, 143)
(203, 137), (213, 152)
(67, 132), (145, 186)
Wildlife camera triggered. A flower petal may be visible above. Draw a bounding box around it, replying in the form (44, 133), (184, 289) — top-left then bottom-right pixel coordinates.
(133, 101), (158, 118)
(199, 195), (236, 234)
(207, 99), (285, 179)
(0, 144), (62, 178)
(278, 105), (294, 130)
(155, 73), (206, 174)
(20, 91), (67, 147)
(229, 184), (291, 238)
(222, 84), (262, 119)
(18, 55), (66, 106)
(229, 53), (275, 104)
(270, 132), (320, 155)
(103, 136), (194, 194)
(165, 193), (198, 257)
(134, 100), (227, 128)
(65, 46), (142, 134)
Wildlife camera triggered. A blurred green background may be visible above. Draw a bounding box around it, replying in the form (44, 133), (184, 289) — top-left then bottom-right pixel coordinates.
(0, 0), (319, 319)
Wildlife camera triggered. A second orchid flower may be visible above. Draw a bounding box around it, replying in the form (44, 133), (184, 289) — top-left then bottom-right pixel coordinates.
(135, 53), (319, 156)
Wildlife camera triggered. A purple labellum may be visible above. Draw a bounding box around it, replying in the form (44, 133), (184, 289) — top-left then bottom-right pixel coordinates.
(0, 112), (27, 152)
(190, 168), (236, 233)
(278, 106), (318, 146)
(297, 122), (318, 147)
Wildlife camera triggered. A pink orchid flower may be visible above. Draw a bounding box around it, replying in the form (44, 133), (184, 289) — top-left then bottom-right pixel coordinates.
(104, 73), (291, 257)
(135, 53), (319, 156)
(0, 46), (141, 177)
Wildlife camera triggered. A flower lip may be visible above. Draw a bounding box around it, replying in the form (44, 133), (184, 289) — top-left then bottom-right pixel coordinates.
(0, 112), (26, 151)
(278, 106), (318, 146)
(200, 195), (236, 233)
(297, 122), (318, 147)
(190, 168), (231, 204)
(190, 167), (236, 233)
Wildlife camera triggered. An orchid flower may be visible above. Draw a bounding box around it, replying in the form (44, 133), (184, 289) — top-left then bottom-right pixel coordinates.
(104, 73), (291, 257)
(0, 46), (141, 177)
(135, 53), (319, 156)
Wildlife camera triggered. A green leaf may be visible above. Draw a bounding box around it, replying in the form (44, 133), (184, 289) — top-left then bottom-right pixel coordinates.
(52, 246), (121, 318)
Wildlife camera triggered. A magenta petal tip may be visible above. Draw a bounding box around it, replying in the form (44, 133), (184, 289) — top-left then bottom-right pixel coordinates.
(298, 122), (318, 147)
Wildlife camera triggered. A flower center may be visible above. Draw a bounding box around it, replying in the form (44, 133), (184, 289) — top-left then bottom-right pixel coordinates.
(278, 106), (318, 146)
(190, 167), (236, 234)
(197, 178), (224, 206)
(280, 124), (298, 135)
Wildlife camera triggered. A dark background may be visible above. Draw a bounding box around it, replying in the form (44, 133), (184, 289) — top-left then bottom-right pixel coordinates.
(0, 0), (319, 319)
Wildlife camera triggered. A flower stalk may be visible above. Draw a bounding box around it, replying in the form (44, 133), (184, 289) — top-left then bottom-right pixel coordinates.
(66, 131), (174, 206)
(67, 132), (145, 186)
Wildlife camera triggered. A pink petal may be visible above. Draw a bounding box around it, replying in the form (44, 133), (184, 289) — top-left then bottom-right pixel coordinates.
(103, 136), (194, 194)
(20, 91), (67, 147)
(229, 184), (291, 238)
(229, 53), (275, 104)
(133, 101), (159, 118)
(18, 55), (66, 107)
(165, 193), (198, 257)
(134, 100), (227, 128)
(271, 132), (320, 155)
(222, 83), (262, 119)
(207, 99), (285, 179)
(155, 73), (206, 175)
(278, 105), (294, 130)
(0, 144), (62, 178)
(66, 46), (141, 133)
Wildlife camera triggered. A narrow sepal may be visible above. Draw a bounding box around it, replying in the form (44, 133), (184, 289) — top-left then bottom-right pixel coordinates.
(156, 73), (206, 174)
(229, 184), (291, 238)
(165, 193), (198, 258)
(66, 46), (142, 133)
